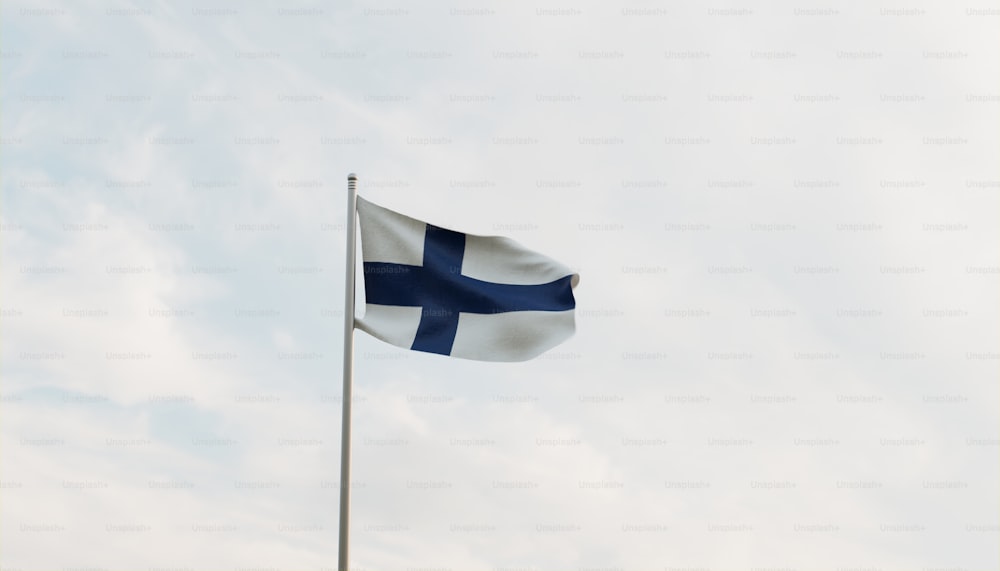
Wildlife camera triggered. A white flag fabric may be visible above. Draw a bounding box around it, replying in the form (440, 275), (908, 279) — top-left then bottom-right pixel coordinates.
(355, 197), (579, 362)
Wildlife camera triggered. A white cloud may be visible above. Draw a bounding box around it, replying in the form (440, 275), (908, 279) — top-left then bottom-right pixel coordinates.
(1, 0), (998, 569)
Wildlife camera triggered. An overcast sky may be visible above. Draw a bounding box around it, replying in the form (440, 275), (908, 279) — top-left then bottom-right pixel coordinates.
(1, 1), (998, 570)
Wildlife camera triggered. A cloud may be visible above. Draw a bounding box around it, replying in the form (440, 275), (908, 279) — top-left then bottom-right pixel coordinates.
(1, 0), (997, 569)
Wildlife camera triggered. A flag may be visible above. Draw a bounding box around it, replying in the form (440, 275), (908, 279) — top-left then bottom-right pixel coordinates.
(355, 197), (579, 362)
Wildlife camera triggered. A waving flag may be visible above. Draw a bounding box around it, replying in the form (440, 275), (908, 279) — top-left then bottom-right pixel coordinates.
(355, 197), (579, 361)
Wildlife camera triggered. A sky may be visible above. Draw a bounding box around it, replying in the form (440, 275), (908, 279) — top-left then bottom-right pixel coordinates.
(1, 1), (998, 570)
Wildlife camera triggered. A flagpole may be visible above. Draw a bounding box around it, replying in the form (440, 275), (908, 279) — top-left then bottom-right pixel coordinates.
(338, 173), (358, 571)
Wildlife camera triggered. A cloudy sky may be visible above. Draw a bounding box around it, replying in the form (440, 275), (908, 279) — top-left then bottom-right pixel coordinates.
(1, 1), (998, 570)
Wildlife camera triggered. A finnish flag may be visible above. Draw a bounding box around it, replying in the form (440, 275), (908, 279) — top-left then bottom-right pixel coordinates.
(355, 197), (579, 362)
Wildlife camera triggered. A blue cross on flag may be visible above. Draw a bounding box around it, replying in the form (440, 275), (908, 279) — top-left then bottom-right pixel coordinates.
(355, 197), (579, 362)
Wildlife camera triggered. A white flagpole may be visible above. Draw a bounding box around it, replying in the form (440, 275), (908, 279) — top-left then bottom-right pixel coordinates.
(338, 173), (358, 571)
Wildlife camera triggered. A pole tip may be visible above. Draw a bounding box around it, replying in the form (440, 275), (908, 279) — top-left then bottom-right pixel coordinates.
(348, 173), (357, 180)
